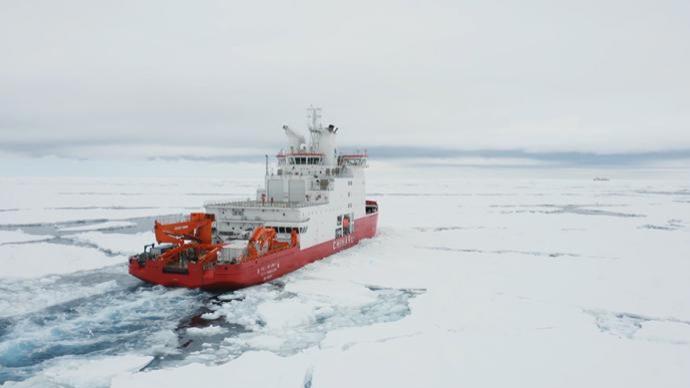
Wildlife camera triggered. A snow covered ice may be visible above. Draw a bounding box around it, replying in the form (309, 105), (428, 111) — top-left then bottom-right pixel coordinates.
(1, 163), (689, 387)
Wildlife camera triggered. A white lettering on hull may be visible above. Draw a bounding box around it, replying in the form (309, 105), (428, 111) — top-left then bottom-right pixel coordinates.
(332, 234), (354, 251)
(257, 261), (280, 281)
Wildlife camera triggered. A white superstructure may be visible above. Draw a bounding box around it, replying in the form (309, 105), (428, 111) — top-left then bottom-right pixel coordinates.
(205, 107), (370, 252)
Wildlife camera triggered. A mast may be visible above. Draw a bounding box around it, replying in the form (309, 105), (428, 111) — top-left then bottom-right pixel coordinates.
(305, 106), (337, 165)
(307, 105), (322, 132)
(307, 105), (322, 152)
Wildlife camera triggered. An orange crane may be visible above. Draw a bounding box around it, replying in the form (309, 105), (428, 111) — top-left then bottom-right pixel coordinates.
(154, 213), (215, 245)
(151, 213), (222, 267)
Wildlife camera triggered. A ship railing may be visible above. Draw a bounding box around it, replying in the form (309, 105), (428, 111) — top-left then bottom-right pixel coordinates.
(338, 150), (368, 167)
(154, 214), (193, 224)
(204, 199), (327, 209)
(274, 167), (352, 179)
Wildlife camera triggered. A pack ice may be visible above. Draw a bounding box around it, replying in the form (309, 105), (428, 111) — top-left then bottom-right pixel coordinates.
(0, 165), (689, 388)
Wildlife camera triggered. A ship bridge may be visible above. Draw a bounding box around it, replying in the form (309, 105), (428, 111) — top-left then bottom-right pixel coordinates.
(205, 107), (369, 249)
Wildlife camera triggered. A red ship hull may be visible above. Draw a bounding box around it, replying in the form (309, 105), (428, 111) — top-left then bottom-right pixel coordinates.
(129, 211), (378, 290)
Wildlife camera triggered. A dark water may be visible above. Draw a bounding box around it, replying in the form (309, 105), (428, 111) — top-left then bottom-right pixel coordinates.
(0, 275), (209, 384)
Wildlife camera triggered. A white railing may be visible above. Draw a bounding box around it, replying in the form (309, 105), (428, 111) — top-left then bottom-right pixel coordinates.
(204, 199), (326, 209)
(154, 214), (191, 224)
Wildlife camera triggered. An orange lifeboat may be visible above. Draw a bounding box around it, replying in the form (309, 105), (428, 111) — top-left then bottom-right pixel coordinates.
(243, 226), (298, 262)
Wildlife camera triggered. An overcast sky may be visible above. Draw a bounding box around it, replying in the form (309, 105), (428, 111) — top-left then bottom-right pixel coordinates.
(1, 0), (689, 161)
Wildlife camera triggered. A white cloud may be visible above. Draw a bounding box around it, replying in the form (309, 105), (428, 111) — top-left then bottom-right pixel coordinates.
(1, 0), (689, 156)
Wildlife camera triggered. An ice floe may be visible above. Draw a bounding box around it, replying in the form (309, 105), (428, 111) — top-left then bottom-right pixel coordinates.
(0, 230), (52, 245)
(0, 243), (125, 279)
(59, 221), (136, 232)
(111, 351), (308, 388)
(65, 231), (154, 256)
(185, 326), (226, 337)
(2, 355), (152, 388)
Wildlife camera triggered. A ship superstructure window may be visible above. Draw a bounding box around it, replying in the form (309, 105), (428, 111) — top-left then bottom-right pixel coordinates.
(269, 226), (307, 234)
(335, 213), (354, 238)
(289, 156), (322, 165)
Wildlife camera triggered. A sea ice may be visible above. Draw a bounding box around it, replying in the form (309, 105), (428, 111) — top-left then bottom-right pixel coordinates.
(111, 351), (308, 388)
(59, 221), (136, 232)
(1, 355), (152, 388)
(0, 276), (120, 318)
(0, 243), (125, 279)
(2, 166), (690, 387)
(284, 279), (377, 307)
(66, 231), (154, 256)
(256, 298), (318, 330)
(635, 320), (690, 345)
(186, 326), (227, 336)
(0, 230), (52, 245)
